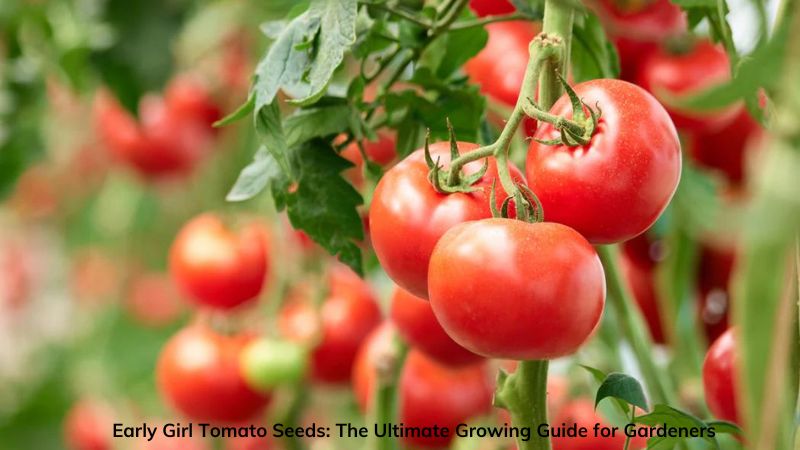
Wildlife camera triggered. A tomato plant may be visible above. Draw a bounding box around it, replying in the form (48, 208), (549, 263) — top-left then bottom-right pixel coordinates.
(157, 325), (271, 423)
(169, 214), (269, 310)
(428, 219), (605, 360)
(370, 141), (524, 299)
(527, 79), (681, 244)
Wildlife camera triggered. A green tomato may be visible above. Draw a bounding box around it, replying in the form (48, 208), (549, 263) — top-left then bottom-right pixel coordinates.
(240, 338), (308, 391)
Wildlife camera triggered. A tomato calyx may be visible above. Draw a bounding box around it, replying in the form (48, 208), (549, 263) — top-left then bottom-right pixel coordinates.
(489, 180), (544, 223)
(524, 75), (602, 147)
(424, 123), (489, 194)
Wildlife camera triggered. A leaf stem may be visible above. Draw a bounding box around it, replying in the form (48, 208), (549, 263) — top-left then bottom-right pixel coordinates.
(597, 245), (678, 406)
(449, 13), (529, 31)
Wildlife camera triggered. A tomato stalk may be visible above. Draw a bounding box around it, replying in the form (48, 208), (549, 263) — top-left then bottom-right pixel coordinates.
(371, 332), (409, 450)
(597, 245), (678, 405)
(494, 360), (550, 450)
(538, 0), (574, 109)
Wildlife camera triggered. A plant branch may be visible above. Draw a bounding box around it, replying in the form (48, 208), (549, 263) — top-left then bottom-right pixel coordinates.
(449, 13), (529, 31)
(538, 0), (575, 110)
(360, 1), (432, 28)
(495, 360), (551, 450)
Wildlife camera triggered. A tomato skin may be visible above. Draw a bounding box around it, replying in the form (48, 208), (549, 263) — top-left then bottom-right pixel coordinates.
(341, 133), (398, 187)
(469, 0), (515, 17)
(169, 214), (268, 310)
(164, 75), (222, 130)
(688, 109), (762, 187)
(63, 400), (114, 450)
(429, 219), (605, 360)
(464, 21), (539, 135)
(526, 79), (681, 244)
(157, 325), (271, 423)
(591, 0), (687, 81)
(551, 400), (646, 450)
(390, 286), (483, 367)
(279, 266), (382, 384)
(702, 328), (739, 424)
(636, 40), (741, 133)
(370, 142), (524, 299)
(353, 325), (493, 449)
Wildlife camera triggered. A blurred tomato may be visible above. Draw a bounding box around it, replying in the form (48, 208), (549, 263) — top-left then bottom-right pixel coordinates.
(157, 325), (272, 423)
(636, 40), (741, 133)
(134, 427), (210, 450)
(353, 324), (494, 448)
(689, 109), (763, 187)
(224, 435), (271, 450)
(70, 248), (121, 307)
(620, 235), (667, 344)
(0, 241), (32, 309)
(125, 272), (185, 327)
(164, 75), (223, 130)
(697, 246), (735, 343)
(341, 133), (398, 187)
(169, 214), (269, 310)
(11, 164), (60, 219)
(469, 0), (515, 16)
(703, 328), (739, 424)
(552, 399), (646, 450)
(279, 265), (382, 383)
(63, 399), (114, 450)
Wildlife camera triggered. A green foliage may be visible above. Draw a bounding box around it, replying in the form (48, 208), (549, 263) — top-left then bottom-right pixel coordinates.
(571, 12), (620, 81)
(594, 373), (649, 412)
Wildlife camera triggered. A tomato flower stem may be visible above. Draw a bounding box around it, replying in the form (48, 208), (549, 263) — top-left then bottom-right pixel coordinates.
(597, 244), (678, 406)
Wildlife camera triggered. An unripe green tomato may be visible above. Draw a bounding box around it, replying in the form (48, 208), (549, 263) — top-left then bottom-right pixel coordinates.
(240, 339), (308, 391)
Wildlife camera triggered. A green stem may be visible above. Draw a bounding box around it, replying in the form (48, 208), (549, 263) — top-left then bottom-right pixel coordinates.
(435, 0), (470, 32)
(372, 335), (409, 450)
(361, 1), (432, 28)
(597, 245), (678, 406)
(538, 0), (574, 109)
(449, 13), (529, 31)
(496, 360), (551, 450)
(283, 383), (309, 450)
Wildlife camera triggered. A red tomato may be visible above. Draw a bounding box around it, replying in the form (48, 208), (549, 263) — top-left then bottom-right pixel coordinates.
(469, 0), (515, 16)
(353, 325), (494, 448)
(63, 399), (114, 450)
(428, 219), (605, 360)
(390, 286), (483, 367)
(157, 325), (271, 423)
(279, 265), (382, 383)
(341, 133), (398, 187)
(464, 21), (539, 135)
(125, 273), (185, 327)
(689, 109), (762, 186)
(591, 0), (687, 81)
(164, 75), (222, 130)
(370, 141), (524, 299)
(526, 79), (681, 244)
(702, 328), (739, 424)
(552, 400), (646, 450)
(169, 214), (268, 310)
(697, 246), (735, 343)
(636, 40), (741, 133)
(620, 238), (666, 344)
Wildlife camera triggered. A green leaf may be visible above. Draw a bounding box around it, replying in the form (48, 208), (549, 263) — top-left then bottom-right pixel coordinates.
(580, 364), (608, 384)
(671, 0), (716, 7)
(435, 26), (488, 79)
(214, 95), (255, 128)
(284, 104), (352, 146)
(254, 101), (292, 178)
(226, 147), (282, 202)
(634, 404), (718, 449)
(289, 0), (358, 106)
(706, 421), (741, 436)
(276, 140), (364, 274)
(595, 373), (649, 412)
(571, 12), (619, 82)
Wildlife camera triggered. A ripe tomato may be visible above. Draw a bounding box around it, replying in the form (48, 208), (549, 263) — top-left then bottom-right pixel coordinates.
(591, 0), (686, 81)
(551, 400), (646, 450)
(636, 40), (741, 133)
(697, 246), (735, 343)
(428, 219), (605, 360)
(157, 325), (271, 423)
(469, 0), (515, 16)
(353, 325), (493, 449)
(164, 75), (222, 130)
(169, 214), (269, 310)
(620, 236), (666, 344)
(702, 328), (739, 424)
(526, 79), (681, 244)
(390, 286), (483, 367)
(279, 265), (382, 383)
(464, 21), (539, 135)
(125, 272), (185, 327)
(63, 399), (114, 450)
(688, 109), (762, 187)
(341, 133), (398, 187)
(370, 141), (524, 299)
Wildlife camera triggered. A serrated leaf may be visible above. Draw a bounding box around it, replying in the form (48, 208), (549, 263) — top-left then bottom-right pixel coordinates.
(255, 100), (292, 178)
(278, 140), (364, 274)
(595, 373), (649, 412)
(289, 0), (358, 106)
(283, 104), (352, 146)
(634, 404), (718, 449)
(214, 95), (255, 127)
(226, 147), (281, 202)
